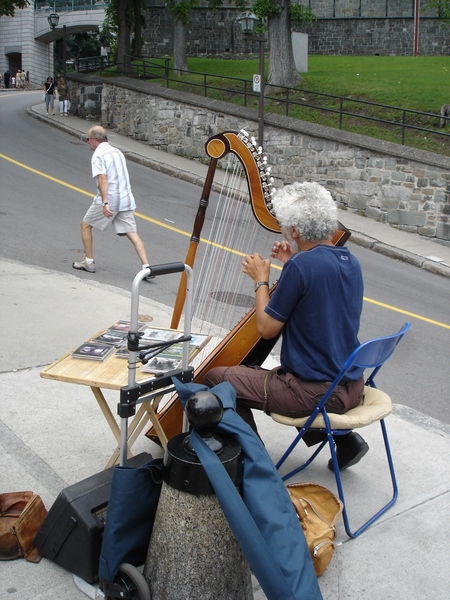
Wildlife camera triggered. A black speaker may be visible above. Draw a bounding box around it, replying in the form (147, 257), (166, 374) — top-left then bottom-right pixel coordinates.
(35, 452), (152, 584)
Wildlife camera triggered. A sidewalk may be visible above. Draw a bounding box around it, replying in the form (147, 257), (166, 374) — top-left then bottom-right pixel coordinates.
(27, 101), (450, 279)
(0, 105), (448, 599)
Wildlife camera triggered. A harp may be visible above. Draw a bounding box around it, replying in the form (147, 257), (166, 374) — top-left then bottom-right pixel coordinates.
(146, 130), (351, 444)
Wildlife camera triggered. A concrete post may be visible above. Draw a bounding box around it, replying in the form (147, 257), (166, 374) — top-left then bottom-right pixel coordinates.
(143, 391), (253, 599)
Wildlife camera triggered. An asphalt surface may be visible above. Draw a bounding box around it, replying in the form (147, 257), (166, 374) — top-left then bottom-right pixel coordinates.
(0, 100), (449, 600)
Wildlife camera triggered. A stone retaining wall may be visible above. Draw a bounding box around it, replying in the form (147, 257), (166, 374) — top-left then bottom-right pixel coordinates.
(68, 75), (450, 242)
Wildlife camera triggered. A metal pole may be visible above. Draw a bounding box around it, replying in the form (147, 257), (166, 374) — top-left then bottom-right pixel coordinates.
(413, 0), (420, 56)
(258, 33), (265, 147)
(63, 25), (67, 79)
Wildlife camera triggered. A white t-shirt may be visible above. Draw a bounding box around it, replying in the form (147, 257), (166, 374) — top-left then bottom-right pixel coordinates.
(91, 142), (136, 212)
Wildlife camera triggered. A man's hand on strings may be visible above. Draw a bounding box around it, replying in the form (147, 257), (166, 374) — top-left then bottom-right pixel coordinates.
(242, 253), (271, 282)
(270, 240), (294, 264)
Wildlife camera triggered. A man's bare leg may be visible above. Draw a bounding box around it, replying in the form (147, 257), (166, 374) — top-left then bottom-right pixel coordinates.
(126, 231), (149, 265)
(81, 220), (94, 259)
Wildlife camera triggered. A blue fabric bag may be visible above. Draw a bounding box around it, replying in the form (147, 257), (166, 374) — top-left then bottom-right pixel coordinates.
(173, 378), (323, 600)
(97, 457), (163, 582)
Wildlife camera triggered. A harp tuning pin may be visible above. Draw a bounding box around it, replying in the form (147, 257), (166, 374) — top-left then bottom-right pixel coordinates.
(269, 177), (274, 184)
(250, 136), (257, 146)
(266, 166), (271, 174)
(258, 146), (263, 154)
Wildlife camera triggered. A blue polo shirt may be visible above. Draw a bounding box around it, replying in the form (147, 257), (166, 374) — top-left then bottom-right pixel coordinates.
(265, 244), (364, 382)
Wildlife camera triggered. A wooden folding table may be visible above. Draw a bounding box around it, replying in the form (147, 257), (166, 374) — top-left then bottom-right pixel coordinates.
(40, 325), (200, 469)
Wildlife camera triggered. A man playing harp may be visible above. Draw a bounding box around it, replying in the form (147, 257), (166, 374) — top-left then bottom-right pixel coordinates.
(204, 181), (369, 472)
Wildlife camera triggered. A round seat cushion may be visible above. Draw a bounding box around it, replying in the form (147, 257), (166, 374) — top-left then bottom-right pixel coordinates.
(271, 386), (392, 430)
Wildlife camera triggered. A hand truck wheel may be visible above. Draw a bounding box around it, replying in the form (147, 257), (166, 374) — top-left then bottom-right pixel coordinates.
(102, 562), (151, 600)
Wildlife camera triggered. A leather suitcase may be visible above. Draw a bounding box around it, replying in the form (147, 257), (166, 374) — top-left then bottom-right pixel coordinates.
(34, 452), (152, 583)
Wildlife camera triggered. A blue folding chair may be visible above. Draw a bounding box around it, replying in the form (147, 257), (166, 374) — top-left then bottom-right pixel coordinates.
(271, 322), (410, 538)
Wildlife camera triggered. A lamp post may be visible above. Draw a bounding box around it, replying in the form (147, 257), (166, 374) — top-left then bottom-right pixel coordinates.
(236, 12), (266, 147)
(48, 12), (67, 80)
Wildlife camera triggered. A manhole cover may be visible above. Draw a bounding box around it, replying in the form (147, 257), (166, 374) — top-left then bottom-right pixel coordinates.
(138, 314), (153, 322)
(211, 291), (254, 309)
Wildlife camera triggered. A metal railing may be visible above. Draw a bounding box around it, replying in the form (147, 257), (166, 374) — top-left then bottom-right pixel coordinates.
(77, 55), (115, 72)
(34, 0), (108, 11)
(83, 56), (450, 151)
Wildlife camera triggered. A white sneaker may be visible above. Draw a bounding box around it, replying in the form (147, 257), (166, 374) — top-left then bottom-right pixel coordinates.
(72, 259), (96, 273)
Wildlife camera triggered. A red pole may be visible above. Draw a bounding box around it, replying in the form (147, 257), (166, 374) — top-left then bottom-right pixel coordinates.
(413, 0), (420, 56)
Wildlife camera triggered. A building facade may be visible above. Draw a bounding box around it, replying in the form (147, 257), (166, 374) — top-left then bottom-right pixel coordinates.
(0, 3), (105, 89)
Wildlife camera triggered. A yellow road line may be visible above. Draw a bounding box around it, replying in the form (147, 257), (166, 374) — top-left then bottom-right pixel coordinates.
(363, 297), (450, 329)
(0, 154), (93, 197)
(3, 153), (449, 330)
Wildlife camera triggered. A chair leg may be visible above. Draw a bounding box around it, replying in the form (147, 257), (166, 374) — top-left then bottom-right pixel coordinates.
(278, 440), (328, 481)
(335, 419), (398, 538)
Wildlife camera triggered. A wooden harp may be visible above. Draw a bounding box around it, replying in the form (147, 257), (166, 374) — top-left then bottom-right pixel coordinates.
(146, 130), (351, 443)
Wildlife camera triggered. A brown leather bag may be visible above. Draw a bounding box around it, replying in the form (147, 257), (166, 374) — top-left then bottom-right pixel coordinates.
(286, 482), (343, 576)
(0, 491), (47, 563)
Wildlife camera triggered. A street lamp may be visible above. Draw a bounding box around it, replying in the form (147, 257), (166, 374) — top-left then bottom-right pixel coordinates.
(236, 11), (266, 147)
(48, 12), (67, 79)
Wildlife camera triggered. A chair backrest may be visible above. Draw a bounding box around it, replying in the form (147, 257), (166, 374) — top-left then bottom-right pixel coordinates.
(342, 322), (411, 386)
(306, 322), (411, 423)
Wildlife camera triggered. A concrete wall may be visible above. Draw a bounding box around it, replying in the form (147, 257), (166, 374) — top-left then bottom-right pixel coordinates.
(67, 75), (450, 242)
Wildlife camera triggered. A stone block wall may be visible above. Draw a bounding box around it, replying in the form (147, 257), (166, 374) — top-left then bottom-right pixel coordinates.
(70, 79), (103, 118)
(141, 6), (447, 56)
(68, 76), (450, 241)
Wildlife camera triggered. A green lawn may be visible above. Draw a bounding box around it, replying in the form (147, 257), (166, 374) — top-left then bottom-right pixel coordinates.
(185, 55), (450, 113)
(105, 55), (450, 154)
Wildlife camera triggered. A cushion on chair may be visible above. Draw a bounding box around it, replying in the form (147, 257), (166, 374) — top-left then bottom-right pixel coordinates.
(271, 386), (392, 430)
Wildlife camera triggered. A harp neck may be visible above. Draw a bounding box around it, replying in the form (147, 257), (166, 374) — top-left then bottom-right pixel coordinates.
(206, 131), (279, 233)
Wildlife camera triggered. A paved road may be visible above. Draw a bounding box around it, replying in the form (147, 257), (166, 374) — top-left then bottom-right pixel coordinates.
(1, 90), (449, 426)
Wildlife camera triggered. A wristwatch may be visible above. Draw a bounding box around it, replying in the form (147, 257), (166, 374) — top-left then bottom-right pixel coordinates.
(102, 202), (109, 207)
(254, 281), (269, 292)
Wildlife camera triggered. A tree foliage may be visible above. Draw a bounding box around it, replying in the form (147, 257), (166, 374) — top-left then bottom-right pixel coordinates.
(425, 0), (450, 28)
(0, 0), (29, 18)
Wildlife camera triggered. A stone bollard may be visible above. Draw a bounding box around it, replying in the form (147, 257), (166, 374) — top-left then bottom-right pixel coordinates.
(143, 391), (253, 600)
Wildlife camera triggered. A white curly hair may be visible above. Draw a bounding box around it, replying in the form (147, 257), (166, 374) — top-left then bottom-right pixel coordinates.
(271, 181), (338, 242)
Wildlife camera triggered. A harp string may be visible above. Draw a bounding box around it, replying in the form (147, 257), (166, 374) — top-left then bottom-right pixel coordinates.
(192, 151), (280, 341)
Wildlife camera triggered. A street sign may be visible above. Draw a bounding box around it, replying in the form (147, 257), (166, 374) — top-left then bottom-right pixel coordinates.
(253, 74), (261, 93)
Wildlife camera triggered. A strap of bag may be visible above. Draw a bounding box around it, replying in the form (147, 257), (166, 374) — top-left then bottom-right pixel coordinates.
(287, 489), (308, 521)
(190, 429), (297, 600)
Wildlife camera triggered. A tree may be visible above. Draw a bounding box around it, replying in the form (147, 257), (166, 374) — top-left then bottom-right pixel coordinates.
(106, 0), (146, 65)
(165, 0), (193, 74)
(0, 0), (29, 18)
(252, 0), (317, 89)
(425, 0), (450, 28)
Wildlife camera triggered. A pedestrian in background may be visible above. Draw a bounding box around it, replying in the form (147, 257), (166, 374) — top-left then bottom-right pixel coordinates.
(57, 77), (70, 116)
(43, 76), (56, 116)
(72, 125), (152, 276)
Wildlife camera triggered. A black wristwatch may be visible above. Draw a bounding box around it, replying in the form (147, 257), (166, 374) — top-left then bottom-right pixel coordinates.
(254, 281), (269, 292)
(102, 202), (109, 207)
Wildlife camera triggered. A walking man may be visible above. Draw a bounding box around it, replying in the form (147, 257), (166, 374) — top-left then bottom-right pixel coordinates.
(73, 126), (151, 275)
